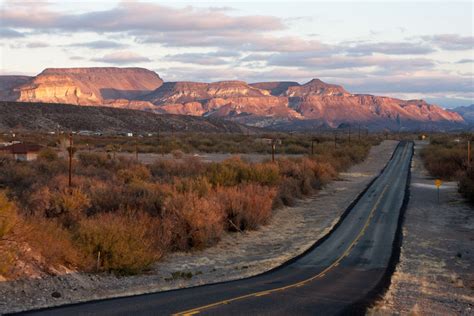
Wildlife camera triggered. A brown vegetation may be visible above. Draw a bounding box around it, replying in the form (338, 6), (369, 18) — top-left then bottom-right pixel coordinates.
(420, 135), (474, 204)
(0, 138), (372, 278)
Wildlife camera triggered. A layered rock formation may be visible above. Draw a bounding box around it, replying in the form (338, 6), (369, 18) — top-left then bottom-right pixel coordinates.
(0, 67), (465, 130)
(15, 67), (163, 106)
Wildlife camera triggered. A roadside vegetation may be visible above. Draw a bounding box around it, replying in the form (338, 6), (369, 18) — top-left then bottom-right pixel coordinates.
(0, 133), (376, 278)
(11, 131), (373, 155)
(420, 134), (474, 204)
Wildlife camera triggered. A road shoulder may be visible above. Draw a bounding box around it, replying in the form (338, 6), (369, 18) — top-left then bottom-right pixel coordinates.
(369, 140), (474, 315)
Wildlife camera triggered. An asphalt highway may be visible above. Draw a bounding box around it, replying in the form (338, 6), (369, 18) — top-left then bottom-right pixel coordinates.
(21, 141), (413, 316)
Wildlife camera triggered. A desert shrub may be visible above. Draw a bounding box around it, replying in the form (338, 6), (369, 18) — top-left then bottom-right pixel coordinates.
(459, 169), (474, 204)
(77, 152), (111, 169)
(216, 184), (276, 231)
(37, 147), (59, 162)
(207, 158), (280, 187)
(0, 161), (36, 194)
(117, 164), (151, 184)
(0, 192), (17, 239)
(88, 182), (123, 214)
(75, 213), (158, 275)
(24, 217), (88, 269)
(172, 149), (184, 159)
(421, 145), (466, 180)
(42, 188), (91, 227)
(150, 156), (205, 180)
(165, 191), (224, 250)
(173, 176), (212, 198)
(275, 177), (303, 207)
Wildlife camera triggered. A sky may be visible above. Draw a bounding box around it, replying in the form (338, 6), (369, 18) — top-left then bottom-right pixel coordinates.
(0, 0), (473, 108)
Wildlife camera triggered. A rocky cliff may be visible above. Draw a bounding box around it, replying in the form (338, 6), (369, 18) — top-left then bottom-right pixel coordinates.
(142, 77), (463, 129)
(1, 67), (465, 131)
(15, 67), (163, 105)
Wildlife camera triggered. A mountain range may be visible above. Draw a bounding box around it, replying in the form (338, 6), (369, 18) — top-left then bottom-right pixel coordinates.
(451, 104), (474, 126)
(0, 67), (467, 131)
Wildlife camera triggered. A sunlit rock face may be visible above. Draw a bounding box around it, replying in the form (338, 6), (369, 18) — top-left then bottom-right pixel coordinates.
(0, 67), (465, 130)
(16, 67), (163, 105)
(143, 78), (464, 129)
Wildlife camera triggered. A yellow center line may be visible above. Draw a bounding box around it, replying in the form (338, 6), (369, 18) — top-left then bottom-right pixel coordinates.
(172, 147), (403, 316)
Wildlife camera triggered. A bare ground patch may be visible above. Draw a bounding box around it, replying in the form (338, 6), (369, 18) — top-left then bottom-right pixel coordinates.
(0, 141), (398, 314)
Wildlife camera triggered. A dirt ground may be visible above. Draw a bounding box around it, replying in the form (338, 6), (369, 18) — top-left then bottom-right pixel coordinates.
(0, 141), (398, 314)
(369, 141), (474, 316)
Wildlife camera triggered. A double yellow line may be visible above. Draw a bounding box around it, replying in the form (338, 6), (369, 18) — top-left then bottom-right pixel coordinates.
(173, 180), (392, 316)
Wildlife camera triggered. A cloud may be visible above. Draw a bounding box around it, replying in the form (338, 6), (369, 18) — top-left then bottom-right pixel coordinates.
(91, 51), (151, 64)
(25, 41), (49, 48)
(164, 51), (241, 66)
(264, 53), (435, 71)
(422, 34), (474, 50)
(456, 58), (474, 64)
(0, 28), (24, 38)
(343, 75), (473, 94)
(1, 2), (283, 33)
(69, 56), (85, 61)
(344, 41), (436, 56)
(9, 41), (50, 49)
(68, 40), (128, 49)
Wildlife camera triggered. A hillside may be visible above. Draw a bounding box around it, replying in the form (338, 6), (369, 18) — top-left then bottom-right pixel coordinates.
(0, 67), (466, 131)
(452, 104), (474, 125)
(0, 102), (255, 133)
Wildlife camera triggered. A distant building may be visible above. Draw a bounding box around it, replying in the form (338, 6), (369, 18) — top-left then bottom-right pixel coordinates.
(0, 143), (42, 161)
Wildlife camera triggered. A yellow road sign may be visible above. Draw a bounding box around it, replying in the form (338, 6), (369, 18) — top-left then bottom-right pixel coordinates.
(435, 179), (442, 188)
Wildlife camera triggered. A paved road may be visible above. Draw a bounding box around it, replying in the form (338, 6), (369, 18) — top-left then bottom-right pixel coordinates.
(21, 142), (413, 316)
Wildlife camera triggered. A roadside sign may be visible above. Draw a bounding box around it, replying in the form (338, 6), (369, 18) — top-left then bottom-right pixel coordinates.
(434, 179), (442, 203)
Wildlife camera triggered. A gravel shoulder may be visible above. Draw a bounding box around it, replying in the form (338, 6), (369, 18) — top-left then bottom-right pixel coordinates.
(0, 141), (398, 314)
(369, 141), (474, 315)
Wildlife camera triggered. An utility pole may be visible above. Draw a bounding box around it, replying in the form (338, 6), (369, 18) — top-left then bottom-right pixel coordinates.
(468, 140), (471, 169)
(271, 140), (276, 163)
(135, 140), (139, 161)
(68, 132), (73, 188)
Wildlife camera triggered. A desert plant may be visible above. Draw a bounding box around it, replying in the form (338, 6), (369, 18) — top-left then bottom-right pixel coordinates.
(216, 184), (276, 231)
(75, 212), (158, 275)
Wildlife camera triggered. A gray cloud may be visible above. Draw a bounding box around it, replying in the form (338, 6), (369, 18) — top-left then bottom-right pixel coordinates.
(0, 28), (24, 38)
(9, 41), (50, 49)
(264, 53), (435, 71)
(456, 58), (474, 64)
(344, 75), (473, 94)
(91, 51), (151, 64)
(422, 34), (474, 50)
(344, 41), (436, 56)
(164, 51), (241, 66)
(68, 40), (128, 49)
(25, 41), (49, 48)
